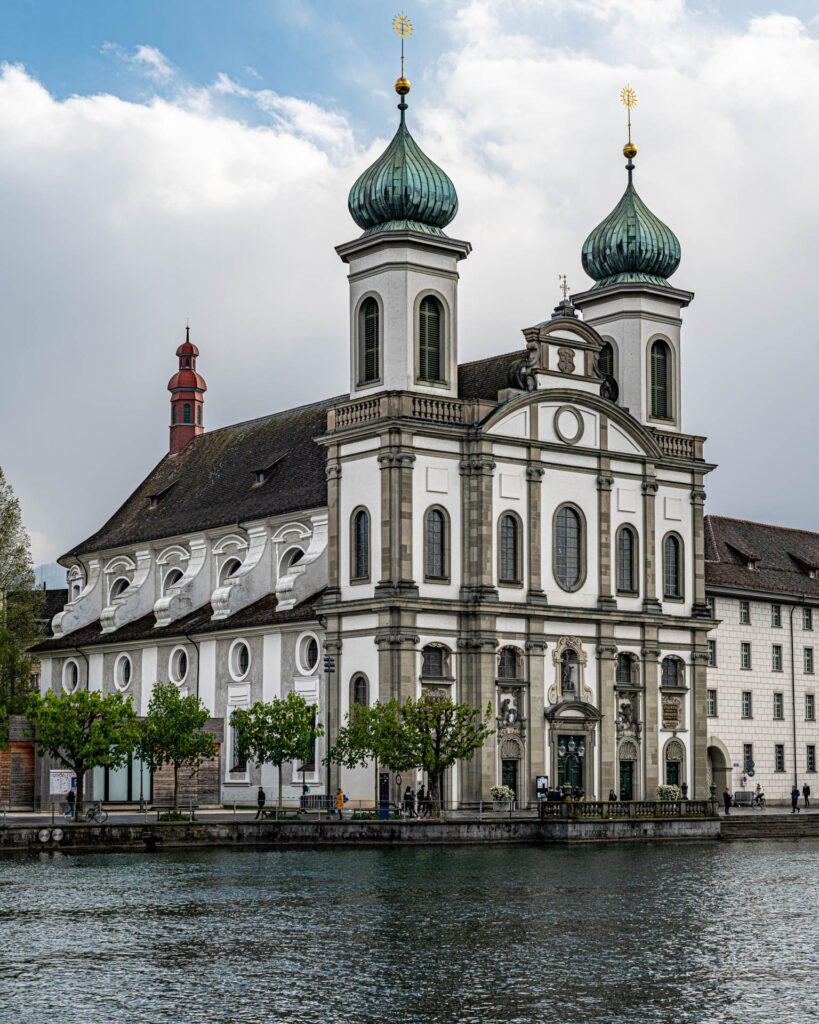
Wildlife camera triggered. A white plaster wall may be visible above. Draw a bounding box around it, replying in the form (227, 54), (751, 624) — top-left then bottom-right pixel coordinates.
(540, 467), (600, 607)
(493, 459), (527, 602)
(262, 633), (282, 703)
(339, 453), (382, 601)
(656, 485), (693, 616)
(413, 451), (462, 600)
(88, 652), (103, 693)
(337, 632), (380, 804)
(198, 639), (217, 715)
(140, 646), (158, 716)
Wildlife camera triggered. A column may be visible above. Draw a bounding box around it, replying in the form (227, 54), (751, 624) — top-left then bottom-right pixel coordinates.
(526, 464), (546, 604)
(597, 469), (616, 610)
(526, 630), (548, 805)
(459, 448), (497, 602)
(376, 429), (417, 596)
(642, 476), (660, 612)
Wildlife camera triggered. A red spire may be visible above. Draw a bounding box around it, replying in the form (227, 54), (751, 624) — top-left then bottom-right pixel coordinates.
(168, 325), (206, 455)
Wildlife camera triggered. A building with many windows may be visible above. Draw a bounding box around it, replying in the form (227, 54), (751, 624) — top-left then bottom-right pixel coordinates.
(704, 517), (819, 802)
(29, 73), (721, 809)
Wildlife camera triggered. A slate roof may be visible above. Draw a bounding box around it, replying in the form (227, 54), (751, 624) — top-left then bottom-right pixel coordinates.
(705, 515), (819, 600)
(457, 350), (525, 401)
(67, 396), (341, 559)
(30, 592), (321, 654)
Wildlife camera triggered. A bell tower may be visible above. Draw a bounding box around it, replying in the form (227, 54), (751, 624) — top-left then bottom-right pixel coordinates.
(336, 27), (470, 400)
(167, 326), (207, 454)
(572, 87), (692, 433)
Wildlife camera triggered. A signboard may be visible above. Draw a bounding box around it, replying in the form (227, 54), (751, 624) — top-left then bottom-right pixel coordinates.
(395, 774), (402, 786)
(536, 776), (549, 798)
(49, 770), (76, 796)
(661, 701), (680, 730)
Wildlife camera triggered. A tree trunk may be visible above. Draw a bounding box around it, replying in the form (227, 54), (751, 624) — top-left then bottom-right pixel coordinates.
(75, 765), (85, 819)
(430, 770), (443, 820)
(277, 762), (283, 813)
(173, 763), (179, 811)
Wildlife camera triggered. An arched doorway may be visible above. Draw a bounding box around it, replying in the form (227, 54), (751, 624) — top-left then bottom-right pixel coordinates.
(707, 742), (730, 796)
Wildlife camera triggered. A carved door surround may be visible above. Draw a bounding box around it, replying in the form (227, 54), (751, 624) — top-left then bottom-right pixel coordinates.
(545, 701), (602, 798)
(496, 683), (527, 806)
(549, 636), (593, 706)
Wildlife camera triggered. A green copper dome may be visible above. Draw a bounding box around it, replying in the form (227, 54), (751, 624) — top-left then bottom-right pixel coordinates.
(348, 95), (458, 236)
(581, 157), (680, 289)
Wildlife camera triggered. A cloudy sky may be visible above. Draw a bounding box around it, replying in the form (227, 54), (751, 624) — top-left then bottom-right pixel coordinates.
(1, 0), (818, 569)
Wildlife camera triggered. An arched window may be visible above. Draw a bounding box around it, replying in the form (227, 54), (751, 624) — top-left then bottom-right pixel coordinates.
(351, 674), (368, 707)
(554, 505), (583, 590)
(425, 507), (448, 580)
(498, 647), (519, 679)
(196, 405), (201, 425)
(219, 556), (242, 586)
(358, 297), (380, 384)
(650, 339), (671, 419)
(616, 652), (633, 684)
(598, 341), (614, 379)
(280, 547), (304, 574)
(183, 403), (192, 424)
(109, 576), (130, 602)
(421, 645), (449, 678)
(163, 568), (184, 595)
(661, 657), (681, 687)
(418, 296), (443, 382)
(663, 534), (682, 598)
(616, 525), (637, 594)
(499, 513), (521, 585)
(351, 508), (370, 581)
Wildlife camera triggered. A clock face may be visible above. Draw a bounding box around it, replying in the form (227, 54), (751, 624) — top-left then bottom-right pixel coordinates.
(38, 829), (51, 844)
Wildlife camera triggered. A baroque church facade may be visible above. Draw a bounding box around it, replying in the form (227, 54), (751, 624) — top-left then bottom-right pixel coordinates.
(33, 75), (718, 808)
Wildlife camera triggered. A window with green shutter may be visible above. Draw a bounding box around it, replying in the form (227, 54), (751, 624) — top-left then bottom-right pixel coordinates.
(419, 296), (442, 382)
(650, 339), (671, 418)
(359, 298), (379, 383)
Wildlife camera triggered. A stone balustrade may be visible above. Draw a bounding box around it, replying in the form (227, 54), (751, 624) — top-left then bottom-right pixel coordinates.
(539, 799), (717, 820)
(653, 430), (705, 461)
(327, 393), (494, 433)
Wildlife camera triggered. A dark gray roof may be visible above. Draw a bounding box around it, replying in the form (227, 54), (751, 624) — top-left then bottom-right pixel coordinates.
(66, 397), (340, 559)
(458, 350), (525, 401)
(705, 515), (819, 600)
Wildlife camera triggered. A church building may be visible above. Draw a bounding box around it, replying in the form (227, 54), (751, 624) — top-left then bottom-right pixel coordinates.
(32, 71), (717, 808)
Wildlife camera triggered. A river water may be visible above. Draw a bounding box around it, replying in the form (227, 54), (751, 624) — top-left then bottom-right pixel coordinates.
(1, 841), (817, 1023)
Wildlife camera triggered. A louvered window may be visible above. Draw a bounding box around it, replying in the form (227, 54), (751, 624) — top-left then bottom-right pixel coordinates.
(352, 509), (369, 580)
(664, 535), (681, 597)
(555, 506), (582, 589)
(426, 508), (446, 579)
(419, 296), (442, 381)
(598, 341), (614, 378)
(617, 527), (635, 592)
(650, 340), (671, 418)
(499, 514), (520, 584)
(183, 403), (191, 424)
(359, 298), (379, 383)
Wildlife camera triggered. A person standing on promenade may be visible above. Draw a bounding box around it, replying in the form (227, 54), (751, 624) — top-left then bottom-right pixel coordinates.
(417, 785), (426, 817)
(335, 788), (345, 820)
(723, 788), (731, 815)
(255, 786), (266, 819)
(66, 788), (76, 821)
(802, 783), (811, 808)
(403, 785), (415, 818)
(791, 785), (801, 813)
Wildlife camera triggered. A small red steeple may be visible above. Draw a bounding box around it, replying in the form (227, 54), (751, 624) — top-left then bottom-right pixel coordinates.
(167, 326), (207, 454)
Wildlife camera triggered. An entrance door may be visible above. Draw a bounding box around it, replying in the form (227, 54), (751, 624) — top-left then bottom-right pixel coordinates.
(501, 760), (518, 800)
(619, 760), (634, 799)
(557, 736), (584, 791)
(666, 760), (679, 787)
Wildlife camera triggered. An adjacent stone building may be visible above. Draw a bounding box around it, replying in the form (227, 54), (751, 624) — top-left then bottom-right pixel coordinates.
(29, 75), (721, 809)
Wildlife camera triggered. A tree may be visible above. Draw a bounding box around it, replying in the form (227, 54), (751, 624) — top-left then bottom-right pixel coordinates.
(327, 700), (414, 808)
(397, 695), (494, 819)
(136, 681), (217, 811)
(0, 467), (44, 715)
(26, 689), (139, 816)
(232, 691), (324, 813)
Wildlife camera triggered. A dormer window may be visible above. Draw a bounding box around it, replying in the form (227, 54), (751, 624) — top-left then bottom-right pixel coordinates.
(747, 559), (759, 571)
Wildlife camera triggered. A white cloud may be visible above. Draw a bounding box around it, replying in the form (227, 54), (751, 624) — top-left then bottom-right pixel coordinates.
(1, 1), (818, 562)
(103, 43), (176, 84)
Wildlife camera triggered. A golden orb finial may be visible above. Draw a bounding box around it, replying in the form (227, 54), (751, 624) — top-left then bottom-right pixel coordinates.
(623, 141), (637, 159)
(395, 76), (410, 95)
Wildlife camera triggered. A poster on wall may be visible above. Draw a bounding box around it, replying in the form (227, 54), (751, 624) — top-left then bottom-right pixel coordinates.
(49, 770), (77, 796)
(536, 776), (549, 798)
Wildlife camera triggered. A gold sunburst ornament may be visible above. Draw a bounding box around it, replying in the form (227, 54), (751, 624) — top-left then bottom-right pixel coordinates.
(393, 13), (413, 95)
(621, 85), (637, 159)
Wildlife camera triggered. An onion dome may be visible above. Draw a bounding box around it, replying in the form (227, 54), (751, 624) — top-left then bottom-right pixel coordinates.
(348, 81), (458, 236)
(168, 326), (206, 392)
(581, 148), (680, 289)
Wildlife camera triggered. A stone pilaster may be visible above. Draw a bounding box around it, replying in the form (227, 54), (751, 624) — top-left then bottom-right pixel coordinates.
(597, 635), (617, 798)
(324, 454), (341, 603)
(526, 464), (546, 603)
(376, 429), (417, 596)
(690, 482), (709, 617)
(691, 639), (710, 798)
(642, 477), (660, 612)
(323, 631), (343, 792)
(456, 620), (498, 805)
(525, 632), (547, 807)
(459, 445), (497, 602)
(641, 634), (661, 797)
(597, 470), (616, 610)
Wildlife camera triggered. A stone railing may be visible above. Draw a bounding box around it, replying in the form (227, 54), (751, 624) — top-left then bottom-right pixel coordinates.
(328, 393), (488, 433)
(539, 799), (717, 820)
(653, 430), (705, 461)
(332, 398), (383, 431)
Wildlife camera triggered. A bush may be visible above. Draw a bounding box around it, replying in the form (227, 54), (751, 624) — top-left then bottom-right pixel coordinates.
(158, 811), (192, 822)
(491, 785), (515, 802)
(656, 785), (681, 801)
(351, 811), (401, 820)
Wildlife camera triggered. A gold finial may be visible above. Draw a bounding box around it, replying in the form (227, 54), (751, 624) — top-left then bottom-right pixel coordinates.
(558, 274), (570, 301)
(393, 13), (412, 95)
(621, 85), (637, 159)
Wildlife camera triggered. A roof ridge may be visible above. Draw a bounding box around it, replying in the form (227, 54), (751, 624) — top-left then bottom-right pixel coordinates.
(457, 348), (525, 371)
(199, 392), (346, 439)
(706, 514), (819, 540)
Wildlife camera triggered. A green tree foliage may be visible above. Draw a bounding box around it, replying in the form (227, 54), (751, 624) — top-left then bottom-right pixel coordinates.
(136, 681), (217, 810)
(26, 689), (139, 815)
(327, 700), (414, 808)
(232, 692), (324, 813)
(0, 467), (44, 716)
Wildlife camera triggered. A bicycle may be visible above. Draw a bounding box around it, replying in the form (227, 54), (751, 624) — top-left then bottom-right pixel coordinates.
(85, 802), (109, 824)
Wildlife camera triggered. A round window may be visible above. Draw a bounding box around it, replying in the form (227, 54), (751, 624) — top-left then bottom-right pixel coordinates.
(63, 660), (79, 694)
(169, 647), (188, 685)
(298, 634), (320, 675)
(115, 655), (132, 691)
(230, 640), (251, 680)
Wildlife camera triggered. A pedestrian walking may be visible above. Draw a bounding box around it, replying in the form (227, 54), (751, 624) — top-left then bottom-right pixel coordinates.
(255, 786), (266, 819)
(802, 783), (811, 808)
(334, 787), (345, 820)
(791, 785), (801, 813)
(417, 785), (426, 817)
(403, 785), (415, 818)
(723, 788), (732, 816)
(66, 788), (76, 820)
